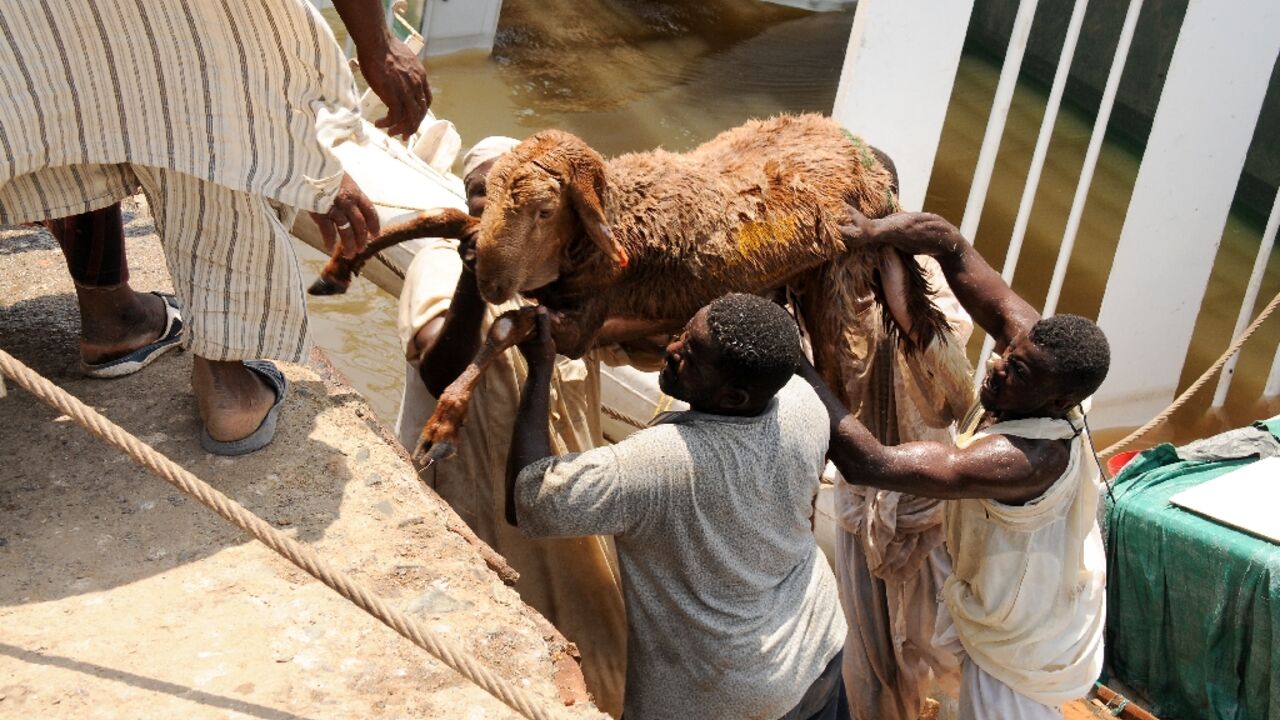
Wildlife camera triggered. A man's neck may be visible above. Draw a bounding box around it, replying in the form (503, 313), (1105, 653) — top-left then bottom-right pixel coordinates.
(979, 406), (1069, 429)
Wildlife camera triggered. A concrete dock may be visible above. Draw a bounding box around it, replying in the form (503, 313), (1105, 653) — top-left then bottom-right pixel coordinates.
(0, 199), (593, 719)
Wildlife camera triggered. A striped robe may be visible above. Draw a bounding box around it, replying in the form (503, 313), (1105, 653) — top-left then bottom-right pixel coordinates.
(0, 0), (363, 361)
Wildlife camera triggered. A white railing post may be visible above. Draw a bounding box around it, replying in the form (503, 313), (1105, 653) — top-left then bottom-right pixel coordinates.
(974, 0), (1092, 374)
(1093, 0), (1280, 429)
(831, 0), (976, 212)
(1266, 347), (1280, 399)
(958, 0), (1039, 241)
(1213, 189), (1280, 407)
(1043, 0), (1146, 317)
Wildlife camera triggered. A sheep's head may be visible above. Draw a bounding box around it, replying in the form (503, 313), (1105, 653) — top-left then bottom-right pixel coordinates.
(474, 129), (629, 304)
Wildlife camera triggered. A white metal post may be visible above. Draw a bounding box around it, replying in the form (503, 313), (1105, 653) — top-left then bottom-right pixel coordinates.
(1266, 345), (1280, 398)
(831, 0), (976, 212)
(1212, 189), (1280, 407)
(958, 0), (1040, 241)
(1043, 0), (1147, 316)
(1093, 0), (1280, 429)
(975, 0), (1092, 374)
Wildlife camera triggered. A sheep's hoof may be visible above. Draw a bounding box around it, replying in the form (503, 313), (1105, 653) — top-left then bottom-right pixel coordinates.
(308, 276), (349, 296)
(413, 440), (457, 466)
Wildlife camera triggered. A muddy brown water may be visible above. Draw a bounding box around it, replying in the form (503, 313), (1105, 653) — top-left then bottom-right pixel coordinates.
(306, 0), (1280, 449)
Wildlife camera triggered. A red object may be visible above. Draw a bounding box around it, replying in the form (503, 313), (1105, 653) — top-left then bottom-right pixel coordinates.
(1107, 450), (1141, 477)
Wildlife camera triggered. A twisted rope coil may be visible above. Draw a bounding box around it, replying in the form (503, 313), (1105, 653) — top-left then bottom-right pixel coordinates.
(1099, 289), (1280, 458)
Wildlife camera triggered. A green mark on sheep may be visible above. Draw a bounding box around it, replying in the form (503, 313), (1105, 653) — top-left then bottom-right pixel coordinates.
(860, 146), (876, 171)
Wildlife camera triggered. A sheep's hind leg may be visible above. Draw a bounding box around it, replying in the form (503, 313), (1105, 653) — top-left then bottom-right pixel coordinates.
(413, 306), (541, 465)
(310, 207), (477, 295)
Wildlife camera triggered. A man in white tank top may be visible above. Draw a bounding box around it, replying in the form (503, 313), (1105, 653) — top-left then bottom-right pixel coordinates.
(798, 209), (1111, 719)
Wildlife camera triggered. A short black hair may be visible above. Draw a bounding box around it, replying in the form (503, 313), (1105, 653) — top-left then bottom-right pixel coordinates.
(1029, 314), (1110, 402)
(705, 293), (801, 399)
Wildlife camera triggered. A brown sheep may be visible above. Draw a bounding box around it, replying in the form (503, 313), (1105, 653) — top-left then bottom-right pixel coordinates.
(312, 113), (948, 461)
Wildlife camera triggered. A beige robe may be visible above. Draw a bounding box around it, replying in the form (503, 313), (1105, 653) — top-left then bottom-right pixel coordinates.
(834, 257), (974, 720)
(395, 240), (628, 717)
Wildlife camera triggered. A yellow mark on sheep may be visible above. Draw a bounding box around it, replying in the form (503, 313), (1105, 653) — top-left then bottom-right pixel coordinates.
(734, 215), (798, 265)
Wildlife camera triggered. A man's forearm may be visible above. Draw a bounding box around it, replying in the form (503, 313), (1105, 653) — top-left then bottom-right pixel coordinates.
(331, 0), (392, 56)
(505, 361), (554, 526)
(931, 242), (1037, 350)
(418, 271), (487, 396)
(798, 361), (977, 499)
(797, 363), (888, 475)
(860, 212), (1040, 348)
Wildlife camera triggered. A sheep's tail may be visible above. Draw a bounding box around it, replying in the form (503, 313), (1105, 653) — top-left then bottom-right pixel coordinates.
(309, 207), (477, 296)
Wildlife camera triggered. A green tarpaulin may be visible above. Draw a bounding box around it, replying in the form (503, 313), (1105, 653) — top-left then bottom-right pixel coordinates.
(1105, 419), (1280, 720)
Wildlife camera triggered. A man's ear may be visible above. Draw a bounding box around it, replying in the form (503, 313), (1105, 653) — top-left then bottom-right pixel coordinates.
(716, 386), (753, 414)
(1047, 387), (1079, 418)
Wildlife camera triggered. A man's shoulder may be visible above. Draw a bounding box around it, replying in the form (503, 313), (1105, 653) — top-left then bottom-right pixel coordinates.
(773, 376), (830, 443)
(973, 431), (1074, 503)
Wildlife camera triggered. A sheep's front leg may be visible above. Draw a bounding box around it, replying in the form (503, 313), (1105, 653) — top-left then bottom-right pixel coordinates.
(548, 303), (607, 360)
(413, 305), (541, 464)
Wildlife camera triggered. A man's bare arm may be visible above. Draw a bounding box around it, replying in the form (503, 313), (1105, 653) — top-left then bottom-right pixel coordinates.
(331, 0), (430, 138)
(842, 210), (1040, 350)
(413, 260), (487, 396)
(798, 360), (1064, 503)
(506, 309), (557, 526)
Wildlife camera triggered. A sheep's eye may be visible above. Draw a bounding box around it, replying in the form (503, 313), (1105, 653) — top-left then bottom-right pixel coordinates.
(536, 207), (554, 220)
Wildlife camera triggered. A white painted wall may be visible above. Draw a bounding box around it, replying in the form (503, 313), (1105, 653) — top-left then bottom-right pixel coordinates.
(1093, 0), (1280, 428)
(420, 0), (504, 56)
(831, 0), (976, 212)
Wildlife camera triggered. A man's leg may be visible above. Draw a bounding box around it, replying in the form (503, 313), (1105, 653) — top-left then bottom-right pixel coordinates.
(958, 657), (1061, 720)
(132, 166), (310, 445)
(46, 204), (170, 366)
(777, 650), (844, 720)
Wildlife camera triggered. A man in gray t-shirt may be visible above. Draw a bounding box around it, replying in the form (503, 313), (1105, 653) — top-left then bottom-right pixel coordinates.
(505, 293), (847, 720)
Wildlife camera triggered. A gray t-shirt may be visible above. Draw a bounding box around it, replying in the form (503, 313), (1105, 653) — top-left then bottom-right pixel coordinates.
(517, 377), (846, 720)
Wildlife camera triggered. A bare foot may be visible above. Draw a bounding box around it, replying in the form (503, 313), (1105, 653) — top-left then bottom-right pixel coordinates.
(192, 357), (277, 442)
(77, 286), (168, 364)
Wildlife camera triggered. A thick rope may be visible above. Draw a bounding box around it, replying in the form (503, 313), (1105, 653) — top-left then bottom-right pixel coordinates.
(600, 403), (647, 432)
(1099, 289), (1280, 458)
(373, 251), (407, 281)
(0, 348), (588, 720)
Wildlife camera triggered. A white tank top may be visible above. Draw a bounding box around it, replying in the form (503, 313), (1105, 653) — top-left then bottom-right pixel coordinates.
(942, 403), (1106, 705)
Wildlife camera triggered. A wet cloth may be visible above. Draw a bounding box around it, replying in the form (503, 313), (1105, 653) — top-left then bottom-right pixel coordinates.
(393, 239), (628, 717)
(1175, 421), (1280, 462)
(0, 0), (362, 362)
(835, 256), (972, 720)
(516, 377), (846, 720)
(941, 404), (1106, 707)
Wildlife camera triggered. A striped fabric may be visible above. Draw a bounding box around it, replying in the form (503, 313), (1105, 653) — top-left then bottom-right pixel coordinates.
(0, 0), (365, 362)
(0, 0), (362, 219)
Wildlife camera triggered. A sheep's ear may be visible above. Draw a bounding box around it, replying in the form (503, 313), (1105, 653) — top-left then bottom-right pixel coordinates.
(566, 157), (628, 270)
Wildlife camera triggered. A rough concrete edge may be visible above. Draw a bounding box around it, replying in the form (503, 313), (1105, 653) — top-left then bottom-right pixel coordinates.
(305, 346), (594, 709)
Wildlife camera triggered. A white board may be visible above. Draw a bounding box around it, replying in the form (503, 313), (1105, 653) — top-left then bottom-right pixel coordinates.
(1170, 456), (1280, 544)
